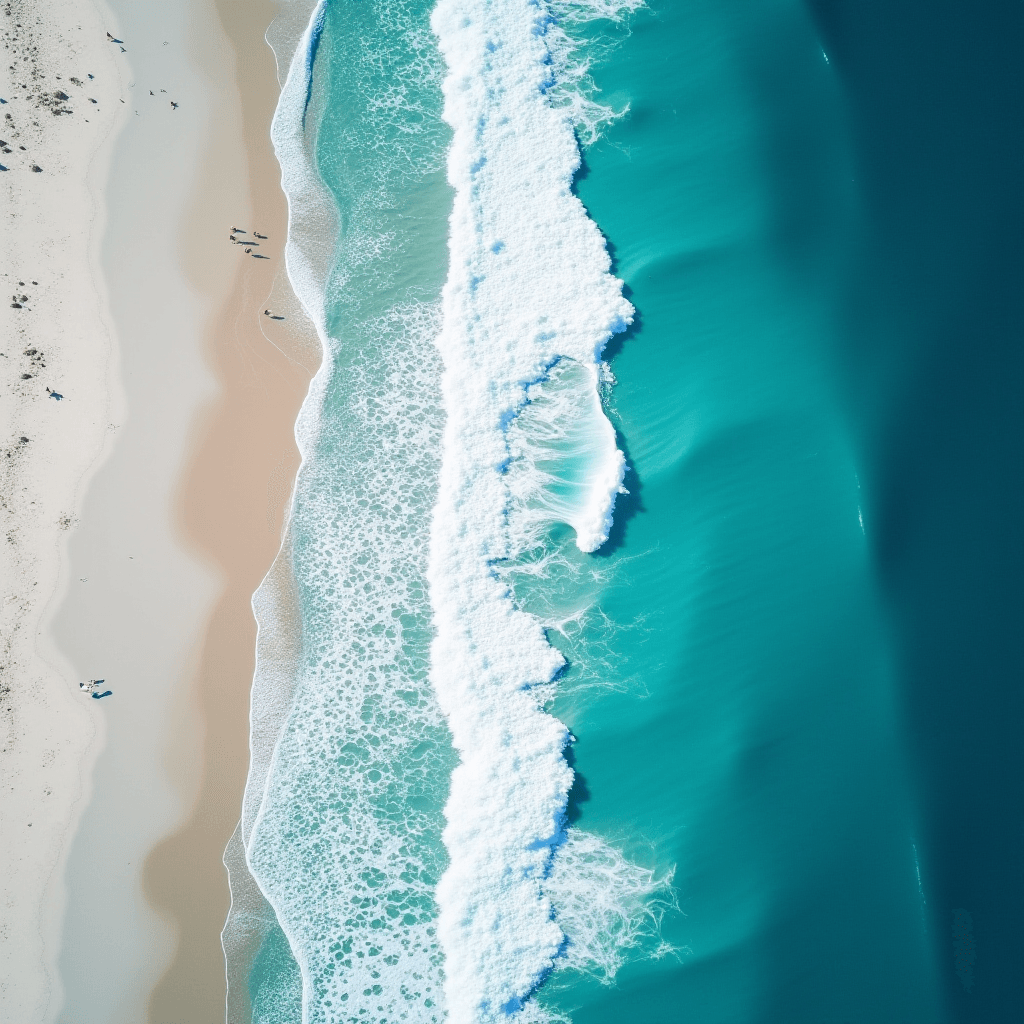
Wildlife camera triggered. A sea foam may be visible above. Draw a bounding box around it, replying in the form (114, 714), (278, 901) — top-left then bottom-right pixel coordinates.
(233, 2), (668, 1022)
(240, 3), (457, 1022)
(224, 5), (335, 1021)
(428, 1), (636, 1018)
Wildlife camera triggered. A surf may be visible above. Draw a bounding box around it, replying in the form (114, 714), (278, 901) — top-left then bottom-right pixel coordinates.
(427, 1), (644, 1018)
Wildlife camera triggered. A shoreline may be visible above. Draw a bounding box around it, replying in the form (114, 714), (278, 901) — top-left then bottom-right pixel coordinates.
(221, 8), (330, 1020)
(143, 0), (320, 1017)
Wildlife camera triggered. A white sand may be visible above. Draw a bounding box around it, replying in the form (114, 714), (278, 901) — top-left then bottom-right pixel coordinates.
(49, 1), (227, 1018)
(1, 0), (129, 1018)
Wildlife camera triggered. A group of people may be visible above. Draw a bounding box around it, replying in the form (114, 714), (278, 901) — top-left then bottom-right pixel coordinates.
(228, 226), (269, 257)
(79, 679), (112, 699)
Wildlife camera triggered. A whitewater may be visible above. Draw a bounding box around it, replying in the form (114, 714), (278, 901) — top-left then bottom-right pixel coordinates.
(428, 0), (636, 1018)
(227, 2), (672, 1022)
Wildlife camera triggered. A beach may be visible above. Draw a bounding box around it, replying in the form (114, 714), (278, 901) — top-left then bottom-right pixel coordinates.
(1, 1), (314, 1021)
(3, 1), (1021, 1022)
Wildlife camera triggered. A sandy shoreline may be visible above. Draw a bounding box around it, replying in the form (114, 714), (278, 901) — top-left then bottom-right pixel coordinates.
(2, 0), (316, 1020)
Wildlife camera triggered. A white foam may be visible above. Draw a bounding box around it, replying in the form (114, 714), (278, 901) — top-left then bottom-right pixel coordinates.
(232, 2), (668, 1020)
(428, 1), (639, 1018)
(542, 829), (679, 982)
(245, 304), (452, 1024)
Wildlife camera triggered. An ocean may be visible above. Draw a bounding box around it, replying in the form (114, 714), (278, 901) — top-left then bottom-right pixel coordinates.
(227, 2), (1024, 1022)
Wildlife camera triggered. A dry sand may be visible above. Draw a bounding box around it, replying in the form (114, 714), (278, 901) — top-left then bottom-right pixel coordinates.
(1, 0), (317, 1021)
(1, 0), (129, 1017)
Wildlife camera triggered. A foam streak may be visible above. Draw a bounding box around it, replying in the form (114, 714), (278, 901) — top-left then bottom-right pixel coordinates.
(428, 1), (632, 1018)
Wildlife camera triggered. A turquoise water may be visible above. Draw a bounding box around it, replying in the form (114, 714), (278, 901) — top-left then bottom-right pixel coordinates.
(239, 1), (1023, 1021)
(244, 3), (454, 1020)
(539, 3), (941, 1019)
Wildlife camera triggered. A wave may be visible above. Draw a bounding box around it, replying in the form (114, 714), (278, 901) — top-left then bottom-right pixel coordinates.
(428, 1), (644, 1019)
(223, 3), (335, 1021)
(227, 2), (671, 1022)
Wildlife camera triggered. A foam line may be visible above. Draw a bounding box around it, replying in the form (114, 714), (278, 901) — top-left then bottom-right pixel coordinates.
(428, 1), (633, 1018)
(228, 3), (337, 1019)
(239, 4), (457, 1020)
(243, 0), (332, 871)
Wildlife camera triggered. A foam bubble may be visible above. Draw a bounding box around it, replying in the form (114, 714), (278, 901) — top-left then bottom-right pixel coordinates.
(233, 2), (671, 1021)
(428, 1), (641, 1018)
(237, 3), (456, 1019)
